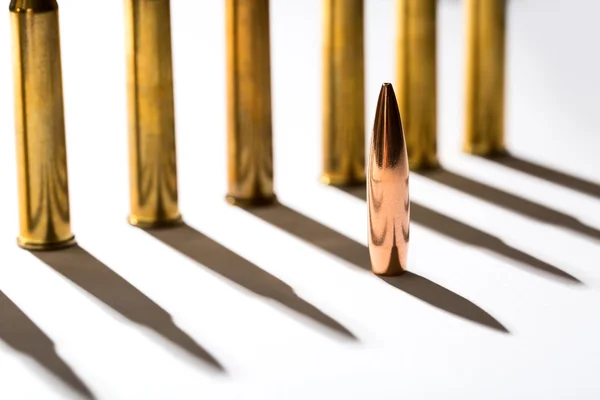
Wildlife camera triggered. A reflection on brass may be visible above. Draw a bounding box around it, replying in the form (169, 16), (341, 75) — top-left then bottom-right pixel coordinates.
(396, 0), (439, 170)
(225, 0), (276, 207)
(463, 0), (507, 156)
(367, 83), (410, 276)
(10, 0), (76, 250)
(321, 0), (365, 186)
(125, 0), (181, 228)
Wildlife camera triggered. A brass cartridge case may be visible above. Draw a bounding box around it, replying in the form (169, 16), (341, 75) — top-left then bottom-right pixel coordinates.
(396, 0), (439, 170)
(463, 0), (507, 156)
(321, 0), (365, 186)
(125, 0), (181, 227)
(10, 0), (76, 250)
(367, 83), (410, 276)
(225, 0), (276, 207)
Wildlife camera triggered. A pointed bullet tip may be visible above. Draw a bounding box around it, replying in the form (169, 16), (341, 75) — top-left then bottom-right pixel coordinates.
(371, 81), (405, 169)
(380, 83), (395, 94)
(378, 82), (398, 105)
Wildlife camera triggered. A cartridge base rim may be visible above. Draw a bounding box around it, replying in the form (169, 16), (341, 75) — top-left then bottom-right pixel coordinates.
(463, 146), (508, 158)
(486, 149), (510, 159)
(373, 268), (407, 277)
(225, 194), (277, 208)
(409, 159), (441, 172)
(128, 215), (183, 229)
(18, 235), (77, 251)
(320, 174), (366, 187)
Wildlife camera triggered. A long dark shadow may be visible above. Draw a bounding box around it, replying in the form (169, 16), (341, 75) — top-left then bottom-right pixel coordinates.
(0, 290), (94, 399)
(32, 245), (224, 373)
(488, 154), (600, 200)
(145, 223), (356, 340)
(417, 168), (600, 241)
(341, 186), (580, 284)
(244, 202), (508, 333)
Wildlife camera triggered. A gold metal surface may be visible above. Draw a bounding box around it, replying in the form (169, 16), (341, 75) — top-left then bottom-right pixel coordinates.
(10, 0), (76, 250)
(396, 0), (438, 171)
(367, 83), (410, 276)
(226, 0), (276, 207)
(463, 0), (507, 156)
(321, 0), (365, 186)
(125, 0), (182, 228)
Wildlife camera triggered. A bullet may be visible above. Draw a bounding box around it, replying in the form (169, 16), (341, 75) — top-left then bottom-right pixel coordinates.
(125, 0), (182, 227)
(225, 0), (276, 207)
(321, 0), (365, 186)
(10, 0), (76, 250)
(396, 0), (439, 170)
(367, 83), (410, 276)
(463, 0), (507, 156)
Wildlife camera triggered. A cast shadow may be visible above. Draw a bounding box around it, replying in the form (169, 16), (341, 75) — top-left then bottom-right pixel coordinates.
(0, 290), (94, 399)
(380, 272), (505, 332)
(341, 186), (580, 284)
(144, 223), (356, 341)
(32, 245), (224, 373)
(244, 202), (508, 333)
(488, 154), (600, 200)
(417, 168), (600, 241)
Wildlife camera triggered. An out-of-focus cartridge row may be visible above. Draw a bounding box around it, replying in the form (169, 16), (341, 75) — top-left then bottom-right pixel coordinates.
(7, 0), (507, 251)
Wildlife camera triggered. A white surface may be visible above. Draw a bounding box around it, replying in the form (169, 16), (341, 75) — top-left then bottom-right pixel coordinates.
(1, 0), (600, 399)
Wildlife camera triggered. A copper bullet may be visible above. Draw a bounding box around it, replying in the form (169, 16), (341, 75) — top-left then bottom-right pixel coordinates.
(321, 0), (365, 186)
(125, 0), (182, 228)
(367, 83), (410, 276)
(396, 0), (439, 170)
(463, 0), (507, 156)
(10, 0), (76, 250)
(225, 0), (276, 207)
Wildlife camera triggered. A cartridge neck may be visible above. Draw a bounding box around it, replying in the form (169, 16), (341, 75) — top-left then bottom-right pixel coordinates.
(9, 0), (58, 13)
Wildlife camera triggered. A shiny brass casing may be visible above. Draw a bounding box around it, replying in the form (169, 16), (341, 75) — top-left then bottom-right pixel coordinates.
(463, 0), (507, 156)
(10, 0), (76, 250)
(321, 0), (365, 186)
(125, 0), (182, 227)
(225, 0), (276, 207)
(367, 83), (410, 276)
(396, 0), (439, 170)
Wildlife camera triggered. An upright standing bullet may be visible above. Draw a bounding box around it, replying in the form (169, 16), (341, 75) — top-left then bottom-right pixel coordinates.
(125, 0), (181, 227)
(367, 83), (410, 276)
(321, 0), (365, 186)
(10, 0), (76, 250)
(463, 0), (507, 156)
(396, 0), (439, 170)
(225, 0), (276, 206)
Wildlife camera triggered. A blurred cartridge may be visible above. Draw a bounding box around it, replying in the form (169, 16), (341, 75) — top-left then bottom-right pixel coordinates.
(10, 0), (76, 250)
(226, 0), (276, 206)
(125, 0), (182, 227)
(321, 0), (365, 186)
(463, 0), (507, 156)
(396, 0), (439, 170)
(367, 83), (410, 276)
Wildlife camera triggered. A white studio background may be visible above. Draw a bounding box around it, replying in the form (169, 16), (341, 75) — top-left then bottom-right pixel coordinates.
(0, 0), (599, 399)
